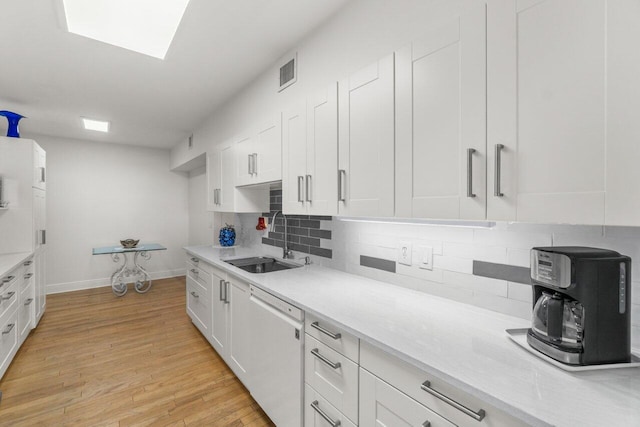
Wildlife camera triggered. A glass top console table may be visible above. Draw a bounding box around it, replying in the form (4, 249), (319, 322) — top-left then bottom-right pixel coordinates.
(92, 243), (167, 296)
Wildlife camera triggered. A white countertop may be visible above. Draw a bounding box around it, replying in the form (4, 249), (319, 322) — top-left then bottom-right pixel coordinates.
(0, 252), (33, 283)
(185, 245), (640, 427)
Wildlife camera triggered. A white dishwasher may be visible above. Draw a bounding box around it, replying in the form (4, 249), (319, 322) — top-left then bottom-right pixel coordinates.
(249, 285), (304, 427)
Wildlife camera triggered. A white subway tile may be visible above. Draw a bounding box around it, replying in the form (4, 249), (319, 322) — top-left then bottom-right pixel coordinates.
(418, 225), (474, 243)
(470, 293), (532, 320)
(632, 304), (640, 327)
(396, 263), (444, 283)
(473, 228), (552, 249)
(359, 233), (399, 249)
(442, 271), (508, 297)
(633, 282), (640, 305)
(507, 248), (531, 268)
(632, 326), (640, 354)
(433, 255), (473, 274)
(444, 242), (507, 263)
(508, 222), (604, 238)
(507, 282), (533, 304)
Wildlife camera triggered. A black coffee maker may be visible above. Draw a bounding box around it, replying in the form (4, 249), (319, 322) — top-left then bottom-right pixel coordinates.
(528, 247), (631, 366)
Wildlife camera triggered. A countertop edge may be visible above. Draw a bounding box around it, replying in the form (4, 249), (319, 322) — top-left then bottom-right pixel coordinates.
(0, 251), (34, 279)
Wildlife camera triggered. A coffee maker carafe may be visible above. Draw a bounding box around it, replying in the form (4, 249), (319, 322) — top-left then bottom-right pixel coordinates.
(528, 247), (631, 365)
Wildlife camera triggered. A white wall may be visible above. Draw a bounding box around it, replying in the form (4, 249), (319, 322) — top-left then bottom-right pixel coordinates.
(36, 135), (189, 293)
(171, 0), (464, 164)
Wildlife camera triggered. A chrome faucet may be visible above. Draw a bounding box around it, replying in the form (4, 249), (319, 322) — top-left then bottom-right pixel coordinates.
(271, 210), (293, 259)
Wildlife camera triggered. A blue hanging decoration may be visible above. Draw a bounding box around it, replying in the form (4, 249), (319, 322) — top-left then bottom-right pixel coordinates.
(0, 111), (26, 138)
(219, 224), (236, 247)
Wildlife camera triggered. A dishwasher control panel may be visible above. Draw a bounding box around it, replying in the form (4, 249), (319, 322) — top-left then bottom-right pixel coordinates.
(250, 285), (304, 322)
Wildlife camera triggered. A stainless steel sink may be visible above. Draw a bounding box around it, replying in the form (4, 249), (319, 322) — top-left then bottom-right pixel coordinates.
(223, 256), (301, 274)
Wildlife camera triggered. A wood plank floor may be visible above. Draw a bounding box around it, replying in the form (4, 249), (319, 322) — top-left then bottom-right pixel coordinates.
(0, 277), (275, 427)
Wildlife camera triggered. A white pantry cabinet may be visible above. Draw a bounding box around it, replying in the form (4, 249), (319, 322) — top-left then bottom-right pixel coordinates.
(206, 142), (268, 213)
(282, 83), (338, 215)
(395, 1), (486, 220)
(235, 115), (282, 187)
(487, 0), (611, 224)
(338, 54), (395, 217)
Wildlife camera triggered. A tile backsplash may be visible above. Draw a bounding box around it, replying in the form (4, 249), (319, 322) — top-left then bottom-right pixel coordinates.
(260, 188), (333, 258)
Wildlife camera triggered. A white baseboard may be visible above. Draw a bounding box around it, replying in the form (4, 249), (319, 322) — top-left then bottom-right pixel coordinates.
(46, 269), (186, 295)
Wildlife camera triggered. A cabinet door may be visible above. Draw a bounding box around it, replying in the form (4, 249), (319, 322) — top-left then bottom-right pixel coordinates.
(219, 145), (236, 212)
(396, 2), (486, 220)
(307, 83), (338, 216)
(487, 0), (607, 224)
(206, 150), (221, 211)
(235, 134), (255, 187)
(338, 54), (395, 217)
(359, 369), (455, 427)
(33, 143), (46, 191)
(227, 278), (252, 387)
(283, 102), (308, 214)
(210, 270), (228, 357)
(254, 115), (282, 184)
(34, 250), (46, 326)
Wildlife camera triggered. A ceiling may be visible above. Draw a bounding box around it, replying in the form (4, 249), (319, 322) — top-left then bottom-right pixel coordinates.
(0, 0), (349, 149)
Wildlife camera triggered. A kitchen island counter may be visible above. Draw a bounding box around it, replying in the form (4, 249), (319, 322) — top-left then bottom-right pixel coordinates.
(185, 245), (640, 427)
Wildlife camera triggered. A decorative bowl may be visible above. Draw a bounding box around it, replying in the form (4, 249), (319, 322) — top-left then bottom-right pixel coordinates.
(120, 239), (139, 249)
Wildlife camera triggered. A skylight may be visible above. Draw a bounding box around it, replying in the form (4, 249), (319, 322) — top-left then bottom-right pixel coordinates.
(62, 0), (190, 60)
(82, 118), (110, 133)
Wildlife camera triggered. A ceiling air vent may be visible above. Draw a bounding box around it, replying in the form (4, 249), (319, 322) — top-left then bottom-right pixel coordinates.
(278, 54), (297, 92)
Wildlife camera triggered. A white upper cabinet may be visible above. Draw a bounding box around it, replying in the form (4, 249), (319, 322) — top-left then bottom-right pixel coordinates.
(283, 83), (338, 216)
(487, 0), (608, 224)
(395, 1), (486, 220)
(207, 141), (269, 213)
(338, 54), (395, 217)
(235, 115), (282, 187)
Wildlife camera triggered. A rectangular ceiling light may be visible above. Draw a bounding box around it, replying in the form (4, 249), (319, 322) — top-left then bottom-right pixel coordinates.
(62, 0), (190, 59)
(82, 118), (110, 133)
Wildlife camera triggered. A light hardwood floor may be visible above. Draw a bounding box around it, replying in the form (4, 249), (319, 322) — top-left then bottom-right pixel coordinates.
(0, 277), (275, 426)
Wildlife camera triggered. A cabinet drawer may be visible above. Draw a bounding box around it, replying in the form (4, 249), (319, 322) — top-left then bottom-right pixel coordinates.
(360, 341), (529, 427)
(22, 258), (34, 276)
(360, 368), (455, 427)
(18, 283), (34, 341)
(0, 302), (18, 377)
(305, 334), (359, 424)
(187, 262), (212, 288)
(305, 384), (357, 427)
(0, 277), (19, 320)
(186, 277), (210, 336)
(305, 313), (359, 362)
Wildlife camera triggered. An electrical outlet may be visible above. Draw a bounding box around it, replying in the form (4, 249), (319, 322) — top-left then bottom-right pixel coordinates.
(419, 246), (433, 270)
(398, 241), (412, 266)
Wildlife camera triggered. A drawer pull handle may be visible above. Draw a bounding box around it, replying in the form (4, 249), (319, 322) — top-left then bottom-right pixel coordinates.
(190, 291), (199, 298)
(421, 381), (485, 421)
(24, 273), (33, 279)
(2, 275), (15, 283)
(24, 261), (33, 266)
(311, 321), (341, 340)
(310, 400), (341, 427)
(24, 298), (34, 306)
(311, 348), (341, 370)
(422, 422), (431, 427)
(2, 323), (15, 335)
(190, 269), (199, 274)
(190, 257), (199, 263)
(2, 291), (16, 300)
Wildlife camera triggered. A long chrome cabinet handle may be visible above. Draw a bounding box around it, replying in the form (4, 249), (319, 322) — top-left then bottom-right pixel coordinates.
(224, 281), (230, 304)
(310, 348), (341, 369)
(338, 170), (346, 202)
(466, 148), (476, 198)
(252, 153), (258, 175)
(40, 167), (46, 183)
(247, 154), (252, 175)
(311, 321), (341, 340)
(298, 176), (304, 202)
(2, 323), (15, 335)
(310, 400), (341, 427)
(2, 291), (16, 300)
(219, 279), (225, 301)
(421, 380), (485, 421)
(190, 291), (199, 298)
(24, 298), (34, 306)
(213, 189), (218, 205)
(494, 144), (505, 197)
(306, 175), (312, 202)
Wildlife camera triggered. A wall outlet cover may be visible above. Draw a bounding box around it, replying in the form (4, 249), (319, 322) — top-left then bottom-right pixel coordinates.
(398, 241), (412, 266)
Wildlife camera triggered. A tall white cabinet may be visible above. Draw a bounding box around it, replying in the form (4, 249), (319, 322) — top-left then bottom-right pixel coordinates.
(283, 83), (339, 215)
(338, 54), (395, 217)
(395, 1), (486, 220)
(0, 137), (47, 347)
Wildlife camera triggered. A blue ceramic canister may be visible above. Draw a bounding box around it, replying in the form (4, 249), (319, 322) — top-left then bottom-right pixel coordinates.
(219, 224), (236, 247)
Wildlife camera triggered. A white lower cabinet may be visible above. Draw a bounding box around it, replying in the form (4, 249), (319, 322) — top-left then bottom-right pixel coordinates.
(360, 341), (528, 427)
(226, 277), (251, 386)
(360, 368), (454, 427)
(305, 383), (357, 427)
(186, 257), (212, 337)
